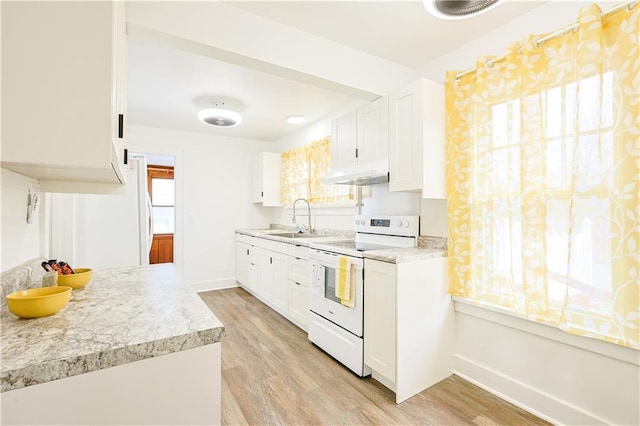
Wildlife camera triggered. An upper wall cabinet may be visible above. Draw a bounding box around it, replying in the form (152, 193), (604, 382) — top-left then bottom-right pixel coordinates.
(357, 96), (389, 165)
(331, 97), (389, 171)
(331, 111), (358, 170)
(1, 1), (127, 193)
(389, 79), (445, 197)
(253, 152), (282, 206)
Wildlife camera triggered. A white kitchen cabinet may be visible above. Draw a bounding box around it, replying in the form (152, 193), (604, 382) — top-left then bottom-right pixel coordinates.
(235, 234), (259, 294)
(364, 259), (397, 382)
(330, 98), (389, 173)
(235, 241), (258, 294)
(236, 234), (310, 331)
(364, 257), (454, 403)
(270, 252), (289, 314)
(1, 1), (128, 193)
(255, 242), (289, 315)
(287, 253), (310, 329)
(253, 153), (282, 206)
(389, 79), (445, 196)
(331, 111), (358, 170)
(357, 96), (389, 165)
(288, 280), (309, 328)
(236, 242), (250, 287)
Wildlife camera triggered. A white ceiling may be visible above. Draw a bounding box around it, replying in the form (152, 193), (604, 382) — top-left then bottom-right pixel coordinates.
(127, 37), (357, 142)
(126, 1), (547, 142)
(228, 1), (545, 68)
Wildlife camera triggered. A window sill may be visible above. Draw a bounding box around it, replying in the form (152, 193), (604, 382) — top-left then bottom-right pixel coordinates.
(453, 297), (639, 365)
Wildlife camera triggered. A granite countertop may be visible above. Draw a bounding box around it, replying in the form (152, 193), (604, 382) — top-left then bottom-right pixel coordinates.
(236, 228), (354, 247)
(363, 247), (447, 264)
(1, 264), (224, 393)
(237, 228), (447, 264)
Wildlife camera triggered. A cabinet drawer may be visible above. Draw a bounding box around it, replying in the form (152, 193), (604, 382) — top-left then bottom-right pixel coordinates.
(288, 257), (309, 287)
(257, 238), (289, 254)
(288, 244), (310, 260)
(236, 233), (255, 245)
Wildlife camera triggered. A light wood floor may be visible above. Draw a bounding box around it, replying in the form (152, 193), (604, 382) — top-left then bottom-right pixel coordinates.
(199, 287), (549, 426)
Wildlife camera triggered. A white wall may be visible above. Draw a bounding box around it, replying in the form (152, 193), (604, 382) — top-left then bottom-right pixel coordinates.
(418, 2), (639, 423)
(455, 303), (640, 425)
(128, 125), (274, 289)
(1, 169), (42, 272)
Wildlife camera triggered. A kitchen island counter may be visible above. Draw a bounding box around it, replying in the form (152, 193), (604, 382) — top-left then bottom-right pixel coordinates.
(1, 263), (224, 393)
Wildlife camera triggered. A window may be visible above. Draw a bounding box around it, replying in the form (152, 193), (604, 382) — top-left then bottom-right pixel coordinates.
(147, 165), (175, 234)
(486, 73), (615, 316)
(445, 3), (638, 349)
(280, 136), (353, 205)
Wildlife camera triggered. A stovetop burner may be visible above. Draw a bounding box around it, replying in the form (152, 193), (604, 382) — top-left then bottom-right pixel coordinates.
(310, 214), (420, 258)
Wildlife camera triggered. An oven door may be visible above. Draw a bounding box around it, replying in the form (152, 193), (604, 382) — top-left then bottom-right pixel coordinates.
(309, 249), (364, 337)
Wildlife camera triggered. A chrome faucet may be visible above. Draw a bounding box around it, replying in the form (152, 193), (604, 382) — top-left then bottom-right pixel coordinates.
(292, 198), (312, 234)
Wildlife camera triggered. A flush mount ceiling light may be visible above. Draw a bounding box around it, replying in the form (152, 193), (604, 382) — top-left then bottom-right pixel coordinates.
(286, 115), (307, 124)
(198, 101), (242, 128)
(423, 0), (503, 20)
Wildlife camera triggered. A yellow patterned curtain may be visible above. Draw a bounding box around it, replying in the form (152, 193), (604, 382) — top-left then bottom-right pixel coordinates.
(281, 144), (309, 204)
(281, 136), (353, 205)
(446, 4), (639, 349)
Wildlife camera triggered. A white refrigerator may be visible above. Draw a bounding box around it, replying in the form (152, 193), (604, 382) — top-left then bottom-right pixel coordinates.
(74, 155), (153, 268)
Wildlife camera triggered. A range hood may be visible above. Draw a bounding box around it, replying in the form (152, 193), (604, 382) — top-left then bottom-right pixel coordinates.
(322, 159), (389, 186)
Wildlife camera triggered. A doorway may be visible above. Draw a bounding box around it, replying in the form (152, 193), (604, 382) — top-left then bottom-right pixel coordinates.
(145, 154), (175, 264)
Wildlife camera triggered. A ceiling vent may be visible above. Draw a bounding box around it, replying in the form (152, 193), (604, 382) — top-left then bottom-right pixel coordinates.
(423, 0), (503, 19)
(198, 101), (242, 128)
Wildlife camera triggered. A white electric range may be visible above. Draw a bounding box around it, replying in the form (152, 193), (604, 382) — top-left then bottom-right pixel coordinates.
(307, 215), (419, 376)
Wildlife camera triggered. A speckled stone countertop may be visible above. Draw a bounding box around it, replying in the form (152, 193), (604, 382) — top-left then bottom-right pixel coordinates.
(364, 236), (447, 264)
(363, 247), (447, 264)
(237, 229), (447, 264)
(1, 264), (224, 393)
(236, 228), (354, 247)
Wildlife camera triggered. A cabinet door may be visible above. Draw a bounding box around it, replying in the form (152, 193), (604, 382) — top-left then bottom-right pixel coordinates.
(257, 248), (275, 302)
(271, 251), (289, 314)
(252, 154), (264, 203)
(288, 280), (309, 328)
(1, 1), (127, 191)
(252, 153), (281, 206)
(331, 111), (358, 170)
(247, 260), (258, 294)
(421, 80), (446, 199)
(364, 259), (397, 383)
(357, 96), (389, 165)
(389, 80), (423, 192)
(235, 242), (250, 287)
(111, 0), (127, 183)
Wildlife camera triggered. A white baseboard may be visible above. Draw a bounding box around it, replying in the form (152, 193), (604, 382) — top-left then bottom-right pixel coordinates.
(454, 355), (609, 426)
(190, 278), (239, 293)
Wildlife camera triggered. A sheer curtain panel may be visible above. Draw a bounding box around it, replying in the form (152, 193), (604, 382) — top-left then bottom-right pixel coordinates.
(446, 3), (639, 349)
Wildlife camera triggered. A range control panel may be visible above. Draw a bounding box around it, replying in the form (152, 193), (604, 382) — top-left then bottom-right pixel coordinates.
(354, 215), (419, 237)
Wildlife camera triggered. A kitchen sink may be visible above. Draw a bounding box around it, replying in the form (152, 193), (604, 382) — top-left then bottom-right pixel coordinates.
(268, 232), (321, 239)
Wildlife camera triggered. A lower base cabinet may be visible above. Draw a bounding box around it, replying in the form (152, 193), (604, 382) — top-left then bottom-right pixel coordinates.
(235, 234), (310, 331)
(288, 280), (309, 328)
(256, 248), (289, 316)
(235, 236), (258, 293)
(364, 257), (454, 403)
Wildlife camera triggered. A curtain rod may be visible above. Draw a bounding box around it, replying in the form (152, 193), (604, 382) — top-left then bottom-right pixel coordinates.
(454, 0), (638, 81)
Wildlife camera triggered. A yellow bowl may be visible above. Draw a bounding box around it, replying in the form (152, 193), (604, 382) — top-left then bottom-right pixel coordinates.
(6, 286), (72, 319)
(57, 268), (93, 289)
